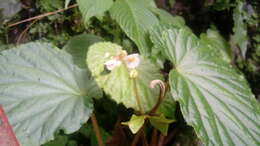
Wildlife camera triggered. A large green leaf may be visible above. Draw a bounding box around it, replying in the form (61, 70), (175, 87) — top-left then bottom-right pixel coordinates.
(77, 0), (113, 24)
(109, 0), (159, 56)
(0, 42), (100, 146)
(150, 25), (260, 146)
(150, 8), (185, 28)
(87, 42), (175, 115)
(200, 27), (232, 62)
(63, 34), (103, 68)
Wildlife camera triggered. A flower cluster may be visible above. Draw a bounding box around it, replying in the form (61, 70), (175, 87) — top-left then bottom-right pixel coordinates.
(104, 51), (140, 71)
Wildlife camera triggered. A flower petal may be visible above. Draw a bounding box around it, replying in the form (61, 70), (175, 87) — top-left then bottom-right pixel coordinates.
(124, 54), (140, 69)
(104, 59), (122, 70)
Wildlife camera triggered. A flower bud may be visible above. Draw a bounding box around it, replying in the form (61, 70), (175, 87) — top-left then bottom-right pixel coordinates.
(130, 69), (138, 78)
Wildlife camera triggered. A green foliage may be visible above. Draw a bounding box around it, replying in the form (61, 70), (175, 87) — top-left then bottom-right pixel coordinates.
(87, 42), (176, 115)
(207, 0), (232, 11)
(43, 135), (68, 146)
(150, 25), (260, 146)
(77, 0), (114, 25)
(63, 34), (103, 68)
(150, 8), (185, 28)
(80, 124), (110, 146)
(0, 0), (259, 145)
(148, 114), (174, 136)
(123, 114), (174, 135)
(109, 0), (159, 56)
(232, 1), (248, 58)
(37, 0), (64, 12)
(122, 115), (146, 134)
(0, 42), (102, 145)
(200, 27), (232, 62)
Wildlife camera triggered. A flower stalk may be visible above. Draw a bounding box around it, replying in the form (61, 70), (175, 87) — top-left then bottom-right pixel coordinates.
(133, 78), (144, 114)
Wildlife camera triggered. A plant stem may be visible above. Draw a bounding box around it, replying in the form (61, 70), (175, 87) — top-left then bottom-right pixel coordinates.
(16, 19), (38, 44)
(158, 134), (165, 146)
(8, 4), (78, 27)
(141, 128), (149, 146)
(131, 126), (144, 146)
(150, 128), (158, 146)
(133, 78), (144, 114)
(164, 128), (178, 145)
(91, 113), (105, 146)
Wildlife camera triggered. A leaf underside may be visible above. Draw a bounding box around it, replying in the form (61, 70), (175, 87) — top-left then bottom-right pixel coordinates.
(150, 25), (260, 146)
(0, 42), (99, 146)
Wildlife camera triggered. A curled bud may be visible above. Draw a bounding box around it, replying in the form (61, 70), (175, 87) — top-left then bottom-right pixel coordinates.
(149, 80), (166, 97)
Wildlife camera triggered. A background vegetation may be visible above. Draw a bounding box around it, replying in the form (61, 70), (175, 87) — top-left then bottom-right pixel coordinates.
(0, 0), (259, 145)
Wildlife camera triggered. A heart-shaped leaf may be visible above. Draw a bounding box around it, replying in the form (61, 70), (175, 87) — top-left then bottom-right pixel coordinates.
(0, 42), (101, 146)
(87, 42), (176, 115)
(150, 25), (260, 146)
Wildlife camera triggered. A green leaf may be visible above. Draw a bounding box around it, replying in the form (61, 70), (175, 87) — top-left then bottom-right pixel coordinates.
(207, 0), (231, 11)
(150, 8), (185, 28)
(232, 1), (248, 58)
(43, 135), (68, 146)
(109, 0), (159, 56)
(87, 42), (176, 115)
(0, 42), (98, 146)
(148, 114), (175, 136)
(38, 0), (63, 11)
(200, 27), (232, 62)
(122, 115), (146, 134)
(77, 0), (113, 24)
(63, 34), (103, 68)
(150, 25), (260, 146)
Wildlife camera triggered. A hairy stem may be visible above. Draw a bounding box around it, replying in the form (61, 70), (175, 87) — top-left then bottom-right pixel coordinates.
(91, 113), (105, 146)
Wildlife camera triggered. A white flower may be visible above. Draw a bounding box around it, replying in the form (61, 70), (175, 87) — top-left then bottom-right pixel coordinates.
(104, 59), (122, 70)
(124, 54), (140, 69)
